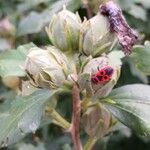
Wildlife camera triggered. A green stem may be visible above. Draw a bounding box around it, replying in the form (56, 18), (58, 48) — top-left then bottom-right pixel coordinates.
(81, 97), (91, 111)
(46, 107), (70, 130)
(84, 137), (97, 150)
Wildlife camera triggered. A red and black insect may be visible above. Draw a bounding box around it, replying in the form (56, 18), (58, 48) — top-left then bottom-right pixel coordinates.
(91, 66), (114, 84)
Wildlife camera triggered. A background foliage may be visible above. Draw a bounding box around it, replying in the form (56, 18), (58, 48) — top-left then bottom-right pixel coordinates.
(0, 0), (150, 149)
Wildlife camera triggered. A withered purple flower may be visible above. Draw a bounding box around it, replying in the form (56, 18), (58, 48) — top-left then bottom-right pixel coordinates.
(100, 0), (138, 55)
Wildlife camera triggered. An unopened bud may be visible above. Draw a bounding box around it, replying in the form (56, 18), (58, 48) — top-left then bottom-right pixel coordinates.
(82, 103), (112, 138)
(78, 52), (123, 100)
(25, 46), (74, 89)
(46, 6), (81, 53)
(80, 13), (116, 57)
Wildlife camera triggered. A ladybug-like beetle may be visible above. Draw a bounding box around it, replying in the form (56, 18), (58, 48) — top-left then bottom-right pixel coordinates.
(91, 66), (114, 84)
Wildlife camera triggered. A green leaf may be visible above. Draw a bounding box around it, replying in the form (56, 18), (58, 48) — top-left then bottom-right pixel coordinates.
(134, 0), (150, 9)
(131, 41), (150, 75)
(0, 89), (57, 147)
(0, 43), (35, 77)
(128, 5), (146, 21)
(103, 84), (150, 136)
(108, 50), (125, 66)
(17, 0), (52, 13)
(0, 91), (16, 113)
(16, 142), (46, 150)
(128, 58), (148, 84)
(17, 11), (49, 36)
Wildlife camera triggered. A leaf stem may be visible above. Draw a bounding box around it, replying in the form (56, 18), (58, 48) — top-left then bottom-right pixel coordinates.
(70, 84), (83, 150)
(83, 137), (97, 150)
(46, 107), (70, 130)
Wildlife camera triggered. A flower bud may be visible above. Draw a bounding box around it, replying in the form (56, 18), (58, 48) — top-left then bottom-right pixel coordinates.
(25, 46), (73, 89)
(78, 51), (123, 100)
(46, 7), (81, 53)
(80, 13), (116, 57)
(82, 103), (112, 138)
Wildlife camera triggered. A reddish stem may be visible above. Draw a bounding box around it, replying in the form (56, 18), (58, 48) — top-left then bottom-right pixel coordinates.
(83, 0), (93, 19)
(70, 84), (83, 150)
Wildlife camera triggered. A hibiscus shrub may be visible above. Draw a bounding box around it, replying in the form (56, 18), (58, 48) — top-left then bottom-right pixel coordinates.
(0, 0), (150, 150)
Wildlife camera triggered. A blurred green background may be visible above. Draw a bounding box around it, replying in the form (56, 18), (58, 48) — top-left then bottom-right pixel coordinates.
(0, 0), (150, 149)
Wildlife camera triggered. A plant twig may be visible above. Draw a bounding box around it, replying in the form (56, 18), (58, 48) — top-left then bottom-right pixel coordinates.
(83, 0), (93, 19)
(70, 84), (83, 150)
(83, 137), (97, 150)
(46, 107), (70, 130)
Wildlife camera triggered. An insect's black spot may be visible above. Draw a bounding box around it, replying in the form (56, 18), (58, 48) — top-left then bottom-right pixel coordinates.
(104, 67), (113, 76)
(97, 75), (102, 81)
(91, 77), (99, 84)
(104, 75), (109, 80)
(100, 70), (105, 76)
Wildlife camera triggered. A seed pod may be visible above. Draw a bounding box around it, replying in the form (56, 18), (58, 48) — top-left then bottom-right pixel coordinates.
(82, 103), (112, 138)
(46, 6), (81, 53)
(25, 46), (74, 89)
(78, 51), (123, 100)
(80, 13), (117, 57)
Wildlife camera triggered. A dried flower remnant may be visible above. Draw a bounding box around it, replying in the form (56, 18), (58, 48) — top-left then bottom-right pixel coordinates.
(100, 0), (138, 55)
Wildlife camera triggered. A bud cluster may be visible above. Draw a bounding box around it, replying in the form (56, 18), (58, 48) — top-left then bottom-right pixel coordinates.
(22, 3), (139, 143)
(25, 6), (124, 100)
